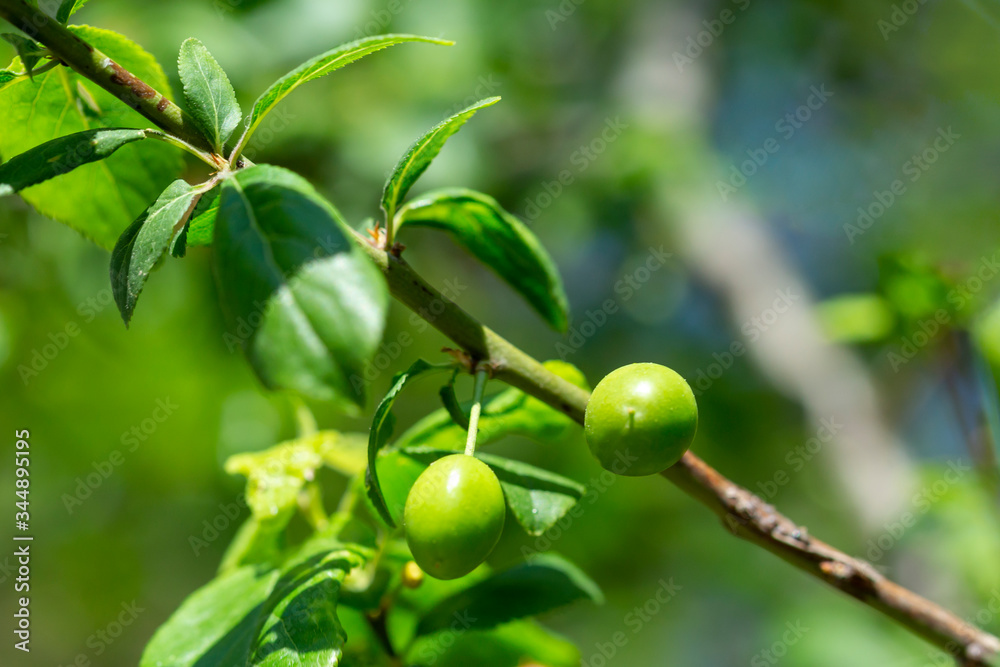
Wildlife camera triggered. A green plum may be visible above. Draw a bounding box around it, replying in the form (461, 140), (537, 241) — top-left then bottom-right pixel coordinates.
(403, 454), (505, 580)
(584, 363), (698, 476)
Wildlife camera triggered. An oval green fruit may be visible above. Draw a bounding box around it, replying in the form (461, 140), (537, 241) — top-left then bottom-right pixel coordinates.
(584, 362), (698, 476)
(403, 453), (506, 580)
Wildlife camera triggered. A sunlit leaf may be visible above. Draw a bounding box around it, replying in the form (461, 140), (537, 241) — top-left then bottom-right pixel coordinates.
(381, 97), (499, 224)
(213, 164), (388, 408)
(237, 35), (451, 158)
(365, 359), (449, 527)
(0, 127), (146, 195)
(56, 0), (92, 23)
(178, 38), (241, 152)
(111, 178), (202, 325)
(415, 554), (602, 636)
(398, 188), (569, 331)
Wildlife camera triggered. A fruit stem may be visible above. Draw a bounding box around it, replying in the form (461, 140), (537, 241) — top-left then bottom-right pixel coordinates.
(464, 368), (489, 456)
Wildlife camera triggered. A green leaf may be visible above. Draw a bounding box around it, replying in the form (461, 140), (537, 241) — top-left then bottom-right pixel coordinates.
(365, 359), (448, 527)
(56, 0), (92, 23)
(0, 26), (183, 248)
(397, 360), (588, 451)
(439, 370), (469, 430)
(212, 164), (388, 408)
(402, 447), (585, 537)
(415, 554), (602, 637)
(172, 184), (219, 256)
(0, 127), (146, 196)
(381, 97), (499, 224)
(1, 34), (46, 76)
(178, 38), (241, 153)
(237, 35), (451, 158)
(398, 188), (569, 331)
(404, 620), (581, 667)
(250, 568), (347, 666)
(0, 70), (17, 85)
(110, 178), (201, 325)
(141, 531), (363, 667)
(141, 566), (282, 667)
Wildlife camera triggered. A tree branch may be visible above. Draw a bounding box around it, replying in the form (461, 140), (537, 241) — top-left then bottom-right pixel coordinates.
(0, 0), (214, 153)
(358, 239), (1000, 666)
(5, 4), (997, 661)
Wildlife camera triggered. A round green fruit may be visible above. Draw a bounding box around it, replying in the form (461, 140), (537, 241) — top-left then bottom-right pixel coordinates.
(403, 454), (506, 580)
(584, 362), (698, 476)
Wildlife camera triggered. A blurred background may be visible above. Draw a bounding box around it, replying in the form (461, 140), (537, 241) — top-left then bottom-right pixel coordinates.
(3, 0), (1000, 664)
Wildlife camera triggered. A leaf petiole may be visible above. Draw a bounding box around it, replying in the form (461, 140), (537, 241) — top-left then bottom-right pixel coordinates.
(144, 129), (224, 170)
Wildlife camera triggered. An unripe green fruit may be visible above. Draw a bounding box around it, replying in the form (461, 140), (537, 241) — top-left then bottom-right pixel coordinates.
(403, 454), (505, 580)
(584, 363), (698, 477)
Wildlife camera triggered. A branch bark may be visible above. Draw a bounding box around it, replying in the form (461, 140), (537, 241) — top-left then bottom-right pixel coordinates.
(4, 5), (998, 664)
(0, 0), (214, 153)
